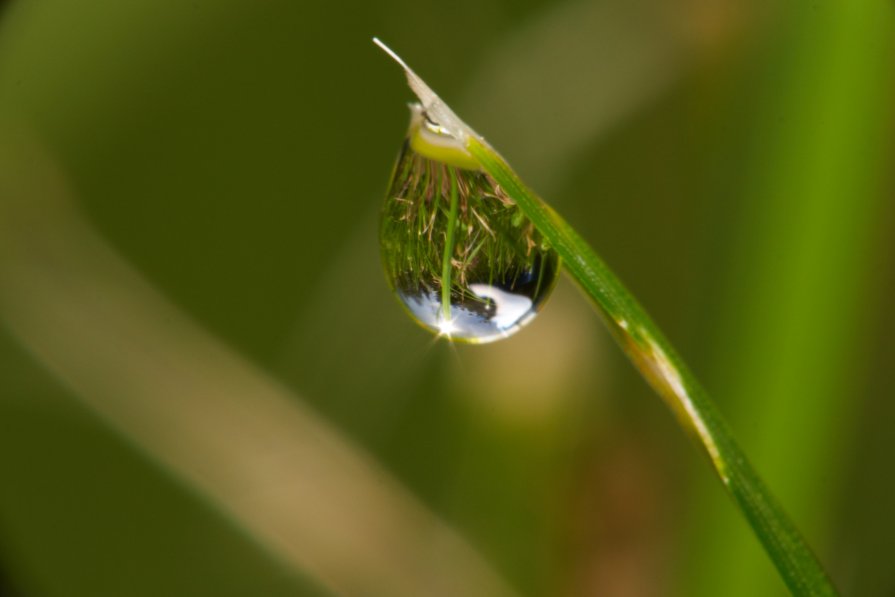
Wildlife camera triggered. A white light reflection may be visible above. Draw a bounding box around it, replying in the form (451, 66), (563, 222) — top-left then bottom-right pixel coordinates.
(468, 284), (533, 329)
(437, 316), (458, 337)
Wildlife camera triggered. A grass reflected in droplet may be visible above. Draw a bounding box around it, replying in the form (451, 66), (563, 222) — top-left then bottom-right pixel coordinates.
(380, 112), (559, 344)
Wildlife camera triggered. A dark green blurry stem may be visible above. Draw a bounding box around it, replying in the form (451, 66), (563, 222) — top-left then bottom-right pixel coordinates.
(467, 138), (838, 597)
(442, 168), (460, 321)
(686, 4), (895, 595)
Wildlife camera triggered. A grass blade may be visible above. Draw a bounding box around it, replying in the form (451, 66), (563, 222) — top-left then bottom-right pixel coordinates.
(684, 3), (895, 595)
(376, 38), (839, 596)
(469, 141), (836, 596)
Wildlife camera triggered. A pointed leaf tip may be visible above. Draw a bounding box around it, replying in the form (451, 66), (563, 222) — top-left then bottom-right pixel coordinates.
(372, 37), (474, 144)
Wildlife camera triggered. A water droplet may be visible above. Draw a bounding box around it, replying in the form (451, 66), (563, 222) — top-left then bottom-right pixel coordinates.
(380, 106), (560, 343)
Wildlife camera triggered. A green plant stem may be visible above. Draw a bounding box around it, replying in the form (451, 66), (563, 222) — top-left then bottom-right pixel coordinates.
(686, 3), (895, 594)
(441, 167), (460, 321)
(467, 138), (838, 597)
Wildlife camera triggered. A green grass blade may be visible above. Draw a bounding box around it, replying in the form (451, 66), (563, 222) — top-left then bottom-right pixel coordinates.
(442, 167), (460, 321)
(468, 140), (836, 596)
(376, 37), (839, 596)
(684, 3), (895, 595)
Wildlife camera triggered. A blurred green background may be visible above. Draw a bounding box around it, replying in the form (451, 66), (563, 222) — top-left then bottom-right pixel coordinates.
(0, 0), (893, 595)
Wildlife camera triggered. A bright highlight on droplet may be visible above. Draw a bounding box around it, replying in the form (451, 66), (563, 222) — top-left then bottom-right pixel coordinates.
(436, 317), (459, 337)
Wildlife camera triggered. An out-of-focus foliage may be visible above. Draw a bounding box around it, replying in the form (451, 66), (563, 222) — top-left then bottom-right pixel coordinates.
(0, 1), (892, 596)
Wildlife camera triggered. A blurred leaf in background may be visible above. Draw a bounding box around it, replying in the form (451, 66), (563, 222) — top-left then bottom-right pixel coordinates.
(0, 0), (893, 596)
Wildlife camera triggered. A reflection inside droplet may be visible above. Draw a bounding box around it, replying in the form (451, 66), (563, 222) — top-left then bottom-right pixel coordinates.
(397, 276), (547, 343)
(468, 284), (532, 329)
(380, 106), (560, 343)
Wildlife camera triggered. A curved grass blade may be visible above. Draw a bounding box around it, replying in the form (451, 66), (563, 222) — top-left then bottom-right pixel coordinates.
(375, 38), (839, 597)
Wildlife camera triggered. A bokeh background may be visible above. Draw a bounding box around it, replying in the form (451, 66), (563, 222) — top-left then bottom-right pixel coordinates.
(1, 0), (893, 596)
